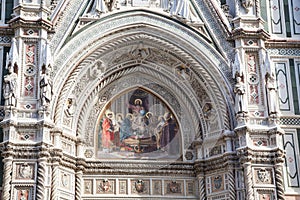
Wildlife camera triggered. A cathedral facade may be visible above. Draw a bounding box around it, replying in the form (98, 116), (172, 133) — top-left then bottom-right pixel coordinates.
(0, 0), (299, 199)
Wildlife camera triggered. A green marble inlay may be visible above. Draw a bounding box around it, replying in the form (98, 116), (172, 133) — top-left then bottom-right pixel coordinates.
(290, 59), (299, 114)
(283, 0), (291, 37)
(260, 0), (269, 32)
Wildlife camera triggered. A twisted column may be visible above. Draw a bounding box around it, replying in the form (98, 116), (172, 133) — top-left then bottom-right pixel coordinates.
(228, 168), (236, 200)
(275, 163), (285, 200)
(243, 162), (254, 200)
(1, 157), (13, 200)
(50, 161), (59, 200)
(75, 170), (83, 200)
(36, 159), (47, 200)
(198, 176), (206, 200)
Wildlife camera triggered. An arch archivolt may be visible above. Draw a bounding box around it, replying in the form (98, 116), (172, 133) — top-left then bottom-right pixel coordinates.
(53, 12), (234, 154)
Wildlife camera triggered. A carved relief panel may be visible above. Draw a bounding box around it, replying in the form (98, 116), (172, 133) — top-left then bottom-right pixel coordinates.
(96, 179), (115, 194)
(131, 179), (149, 195)
(14, 163), (35, 181)
(254, 168), (274, 185)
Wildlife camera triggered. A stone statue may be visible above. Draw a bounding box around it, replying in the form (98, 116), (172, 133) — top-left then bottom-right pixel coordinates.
(263, 52), (278, 116)
(265, 74), (278, 115)
(3, 63), (18, 107)
(3, 38), (19, 107)
(90, 0), (108, 15)
(40, 65), (53, 109)
(232, 49), (247, 114)
(170, 0), (200, 22)
(234, 77), (246, 114)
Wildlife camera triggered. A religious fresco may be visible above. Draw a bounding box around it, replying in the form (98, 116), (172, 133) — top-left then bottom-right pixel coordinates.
(97, 88), (180, 159)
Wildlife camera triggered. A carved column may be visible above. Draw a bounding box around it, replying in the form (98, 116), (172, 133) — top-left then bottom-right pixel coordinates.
(228, 166), (236, 200)
(274, 163), (284, 200)
(75, 170), (83, 200)
(36, 145), (50, 200)
(36, 158), (47, 200)
(243, 162), (254, 200)
(195, 157), (206, 200)
(274, 149), (285, 200)
(50, 160), (60, 200)
(198, 175), (206, 200)
(75, 139), (85, 200)
(1, 155), (13, 200)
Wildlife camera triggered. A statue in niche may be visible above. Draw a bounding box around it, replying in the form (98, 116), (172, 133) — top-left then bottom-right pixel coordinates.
(234, 76), (246, 114)
(3, 63), (18, 107)
(40, 64), (53, 109)
(263, 52), (278, 116)
(232, 49), (247, 115)
(3, 38), (19, 107)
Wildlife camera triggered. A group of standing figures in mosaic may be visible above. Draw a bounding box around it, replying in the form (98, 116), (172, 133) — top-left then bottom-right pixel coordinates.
(98, 90), (179, 156)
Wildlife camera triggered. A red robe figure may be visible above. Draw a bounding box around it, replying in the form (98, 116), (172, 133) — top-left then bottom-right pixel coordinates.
(102, 111), (115, 149)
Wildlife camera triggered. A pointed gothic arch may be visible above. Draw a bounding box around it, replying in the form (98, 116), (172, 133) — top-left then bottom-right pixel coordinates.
(52, 10), (234, 160)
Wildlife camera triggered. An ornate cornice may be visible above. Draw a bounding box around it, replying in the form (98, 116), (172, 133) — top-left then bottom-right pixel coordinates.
(83, 161), (195, 176)
(237, 147), (284, 164)
(8, 17), (53, 31)
(231, 28), (270, 40)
